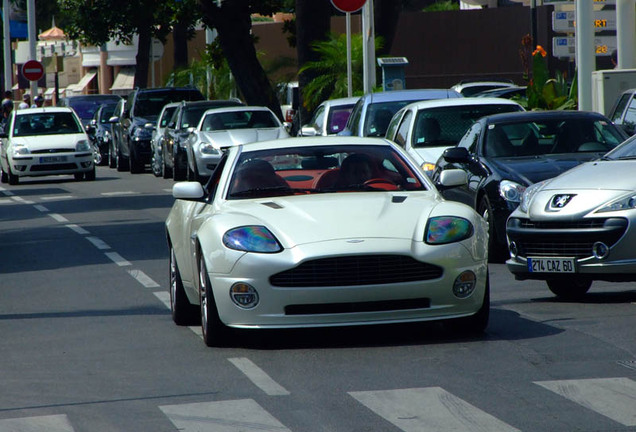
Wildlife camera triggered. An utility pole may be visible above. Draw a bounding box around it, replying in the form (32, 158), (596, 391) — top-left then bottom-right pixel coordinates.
(27, 0), (38, 98)
(3, 0), (12, 93)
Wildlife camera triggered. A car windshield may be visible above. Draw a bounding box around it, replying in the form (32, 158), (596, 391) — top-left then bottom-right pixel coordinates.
(363, 101), (414, 137)
(226, 144), (428, 200)
(412, 104), (522, 148)
(483, 118), (625, 158)
(603, 134), (636, 160)
(201, 110), (279, 131)
(13, 112), (83, 137)
(68, 97), (120, 120)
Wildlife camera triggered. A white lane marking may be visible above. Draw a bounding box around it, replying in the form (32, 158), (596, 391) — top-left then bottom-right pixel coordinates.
(160, 399), (291, 432)
(86, 236), (111, 250)
(0, 188), (12, 195)
(40, 195), (73, 200)
(33, 204), (49, 212)
(104, 252), (131, 267)
(101, 191), (137, 196)
(11, 196), (34, 204)
(49, 213), (69, 223)
(0, 198), (14, 204)
(535, 377), (636, 426)
(228, 357), (290, 396)
(153, 291), (170, 309)
(66, 224), (90, 235)
(350, 387), (521, 432)
(127, 269), (160, 288)
(0, 414), (75, 431)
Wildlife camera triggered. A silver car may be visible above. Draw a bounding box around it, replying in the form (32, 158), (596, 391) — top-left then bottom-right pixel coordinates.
(506, 134), (636, 299)
(185, 106), (289, 183)
(150, 102), (180, 178)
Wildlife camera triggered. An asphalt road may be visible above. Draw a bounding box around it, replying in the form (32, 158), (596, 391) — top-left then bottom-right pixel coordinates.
(1, 166), (635, 432)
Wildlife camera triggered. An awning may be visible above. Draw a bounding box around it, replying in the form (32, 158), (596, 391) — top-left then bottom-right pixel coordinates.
(110, 68), (135, 92)
(67, 71), (97, 93)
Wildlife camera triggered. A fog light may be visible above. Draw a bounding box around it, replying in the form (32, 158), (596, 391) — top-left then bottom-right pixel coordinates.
(592, 242), (609, 260)
(230, 283), (259, 309)
(453, 271), (476, 298)
(509, 241), (518, 258)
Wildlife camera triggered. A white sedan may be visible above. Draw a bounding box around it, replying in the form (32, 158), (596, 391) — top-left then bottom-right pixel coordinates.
(0, 107), (94, 184)
(185, 106), (289, 183)
(166, 136), (489, 347)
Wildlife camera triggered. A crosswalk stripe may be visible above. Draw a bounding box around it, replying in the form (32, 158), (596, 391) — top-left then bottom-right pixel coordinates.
(0, 414), (75, 432)
(228, 357), (290, 396)
(535, 377), (636, 426)
(349, 387), (521, 432)
(160, 399), (291, 431)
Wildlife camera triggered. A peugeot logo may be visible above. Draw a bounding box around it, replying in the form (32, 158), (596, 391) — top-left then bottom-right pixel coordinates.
(548, 194), (575, 211)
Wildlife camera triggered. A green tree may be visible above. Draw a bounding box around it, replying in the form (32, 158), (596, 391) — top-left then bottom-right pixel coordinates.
(299, 32), (382, 112)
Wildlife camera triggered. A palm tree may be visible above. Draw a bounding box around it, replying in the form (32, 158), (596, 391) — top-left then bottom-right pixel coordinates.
(299, 32), (382, 113)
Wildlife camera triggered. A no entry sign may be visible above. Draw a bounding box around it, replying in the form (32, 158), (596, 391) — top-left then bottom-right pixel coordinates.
(331, 0), (367, 13)
(22, 60), (44, 82)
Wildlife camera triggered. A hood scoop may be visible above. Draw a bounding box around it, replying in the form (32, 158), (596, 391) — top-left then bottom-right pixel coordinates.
(262, 201), (283, 209)
(392, 195), (407, 203)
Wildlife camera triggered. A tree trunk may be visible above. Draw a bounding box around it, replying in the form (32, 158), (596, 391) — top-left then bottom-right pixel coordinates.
(198, 0), (283, 120)
(173, 22), (189, 70)
(374, 0), (402, 56)
(134, 25), (151, 89)
(295, 0), (331, 126)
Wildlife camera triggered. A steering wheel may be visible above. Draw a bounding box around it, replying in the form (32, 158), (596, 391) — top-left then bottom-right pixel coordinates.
(363, 178), (399, 190)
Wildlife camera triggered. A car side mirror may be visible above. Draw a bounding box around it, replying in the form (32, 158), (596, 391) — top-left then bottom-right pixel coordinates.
(300, 125), (317, 137)
(438, 169), (468, 189)
(442, 147), (471, 163)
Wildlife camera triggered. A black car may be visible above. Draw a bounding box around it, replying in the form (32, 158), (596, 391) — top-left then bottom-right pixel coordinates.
(432, 110), (628, 261)
(160, 99), (243, 181)
(57, 94), (122, 128)
(111, 87), (205, 173)
(86, 102), (118, 166)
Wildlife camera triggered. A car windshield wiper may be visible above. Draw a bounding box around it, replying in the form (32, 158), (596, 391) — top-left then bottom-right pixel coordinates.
(613, 155), (636, 161)
(229, 186), (291, 198)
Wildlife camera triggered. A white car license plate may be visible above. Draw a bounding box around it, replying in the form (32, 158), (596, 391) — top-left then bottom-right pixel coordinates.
(528, 257), (575, 273)
(40, 155), (67, 163)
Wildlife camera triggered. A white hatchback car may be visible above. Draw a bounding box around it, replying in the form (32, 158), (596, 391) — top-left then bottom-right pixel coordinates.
(385, 97), (524, 175)
(0, 107), (94, 185)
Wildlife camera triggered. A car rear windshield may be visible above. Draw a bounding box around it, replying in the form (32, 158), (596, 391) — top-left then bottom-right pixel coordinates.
(363, 101), (415, 137)
(201, 110), (279, 131)
(134, 90), (204, 117)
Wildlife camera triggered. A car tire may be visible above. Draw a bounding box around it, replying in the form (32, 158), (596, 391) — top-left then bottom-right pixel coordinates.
(478, 195), (506, 263)
(199, 253), (230, 347)
(162, 149), (172, 179)
(170, 247), (199, 326)
(1, 167), (7, 183)
(446, 273), (490, 335)
(116, 146), (129, 172)
(74, 172), (84, 181)
(129, 148), (144, 174)
(151, 150), (162, 177)
(108, 145), (117, 168)
(84, 166), (96, 181)
(173, 154), (186, 181)
(546, 278), (592, 300)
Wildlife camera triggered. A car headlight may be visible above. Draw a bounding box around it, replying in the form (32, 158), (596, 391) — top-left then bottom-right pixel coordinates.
(519, 180), (546, 213)
(499, 180), (526, 203)
(222, 226), (282, 253)
(596, 193), (636, 213)
(199, 142), (218, 155)
(76, 140), (91, 152)
(12, 145), (29, 156)
(425, 216), (473, 245)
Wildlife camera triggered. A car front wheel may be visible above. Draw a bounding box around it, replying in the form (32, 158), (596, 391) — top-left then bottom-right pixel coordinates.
(199, 254), (229, 347)
(478, 195), (506, 262)
(546, 278), (592, 300)
(170, 247), (199, 325)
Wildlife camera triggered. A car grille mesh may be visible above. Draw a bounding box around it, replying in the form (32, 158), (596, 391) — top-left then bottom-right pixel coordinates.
(31, 149), (73, 154)
(269, 255), (443, 287)
(508, 217), (628, 259)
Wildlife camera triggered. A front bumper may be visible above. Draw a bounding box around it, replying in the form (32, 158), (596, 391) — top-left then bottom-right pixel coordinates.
(10, 152), (94, 177)
(204, 238), (488, 329)
(193, 151), (222, 178)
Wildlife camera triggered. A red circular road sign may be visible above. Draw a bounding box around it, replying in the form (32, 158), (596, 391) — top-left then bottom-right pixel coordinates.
(22, 60), (44, 81)
(331, 0), (367, 13)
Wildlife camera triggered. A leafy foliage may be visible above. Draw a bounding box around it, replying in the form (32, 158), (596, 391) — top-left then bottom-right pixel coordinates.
(299, 32), (383, 112)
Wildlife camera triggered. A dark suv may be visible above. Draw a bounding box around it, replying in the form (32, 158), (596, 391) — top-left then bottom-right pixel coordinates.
(161, 99), (243, 180)
(111, 87), (204, 173)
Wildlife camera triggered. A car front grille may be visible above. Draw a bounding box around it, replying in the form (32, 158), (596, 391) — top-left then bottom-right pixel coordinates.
(31, 149), (73, 154)
(30, 163), (77, 172)
(269, 255), (443, 287)
(507, 217), (628, 259)
(284, 297), (431, 315)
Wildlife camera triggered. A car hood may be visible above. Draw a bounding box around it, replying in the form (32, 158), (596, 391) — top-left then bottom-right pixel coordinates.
(410, 146), (453, 165)
(220, 192), (445, 248)
(489, 153), (601, 186)
(199, 128), (289, 145)
(11, 133), (87, 150)
(523, 160), (636, 219)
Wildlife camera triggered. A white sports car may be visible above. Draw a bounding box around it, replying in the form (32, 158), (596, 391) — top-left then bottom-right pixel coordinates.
(166, 136), (489, 346)
(506, 133), (636, 299)
(185, 106), (289, 183)
(0, 107), (94, 184)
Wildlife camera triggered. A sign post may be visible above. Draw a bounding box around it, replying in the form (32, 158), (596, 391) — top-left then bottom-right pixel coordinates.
(331, 0), (367, 97)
